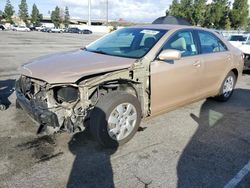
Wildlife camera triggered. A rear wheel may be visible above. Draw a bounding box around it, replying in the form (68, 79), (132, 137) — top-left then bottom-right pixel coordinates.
(90, 91), (142, 148)
(214, 71), (236, 102)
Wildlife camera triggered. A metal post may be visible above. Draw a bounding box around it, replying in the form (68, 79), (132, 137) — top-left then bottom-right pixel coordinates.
(106, 0), (108, 25)
(88, 0), (91, 26)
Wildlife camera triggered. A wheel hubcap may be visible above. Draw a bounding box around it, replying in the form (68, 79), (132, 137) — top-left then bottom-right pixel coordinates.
(107, 103), (137, 141)
(223, 76), (234, 98)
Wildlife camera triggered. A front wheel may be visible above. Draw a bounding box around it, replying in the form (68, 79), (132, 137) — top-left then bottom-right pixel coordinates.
(90, 91), (142, 148)
(0, 104), (6, 111)
(214, 71), (236, 102)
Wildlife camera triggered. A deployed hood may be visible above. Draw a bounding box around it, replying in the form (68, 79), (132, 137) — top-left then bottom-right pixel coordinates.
(20, 50), (136, 84)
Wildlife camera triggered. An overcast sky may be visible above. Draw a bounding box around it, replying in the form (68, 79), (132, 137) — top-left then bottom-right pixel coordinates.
(0, 0), (249, 22)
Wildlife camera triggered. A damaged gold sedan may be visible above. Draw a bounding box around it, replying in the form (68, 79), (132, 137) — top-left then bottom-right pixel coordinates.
(16, 25), (243, 147)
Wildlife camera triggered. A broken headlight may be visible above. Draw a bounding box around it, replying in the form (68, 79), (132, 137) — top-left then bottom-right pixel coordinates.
(54, 86), (79, 103)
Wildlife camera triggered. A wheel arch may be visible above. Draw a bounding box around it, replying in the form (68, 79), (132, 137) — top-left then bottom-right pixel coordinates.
(89, 79), (140, 103)
(231, 68), (239, 80)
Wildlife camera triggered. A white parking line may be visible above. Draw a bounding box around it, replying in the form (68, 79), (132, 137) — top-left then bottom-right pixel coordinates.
(224, 160), (250, 188)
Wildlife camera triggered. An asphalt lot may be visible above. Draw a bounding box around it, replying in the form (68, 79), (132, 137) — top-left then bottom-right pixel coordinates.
(0, 30), (250, 188)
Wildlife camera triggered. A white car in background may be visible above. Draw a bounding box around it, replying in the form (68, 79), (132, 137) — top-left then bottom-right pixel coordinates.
(50, 28), (63, 33)
(228, 34), (250, 70)
(13, 26), (30, 32)
(35, 26), (44, 31)
(228, 35), (247, 47)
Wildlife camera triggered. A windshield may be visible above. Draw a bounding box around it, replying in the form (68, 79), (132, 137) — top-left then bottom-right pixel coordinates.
(85, 28), (167, 58)
(229, 35), (247, 42)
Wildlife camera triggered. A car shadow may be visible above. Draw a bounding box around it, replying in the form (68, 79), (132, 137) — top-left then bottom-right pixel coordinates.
(0, 79), (15, 109)
(177, 89), (250, 187)
(67, 107), (118, 188)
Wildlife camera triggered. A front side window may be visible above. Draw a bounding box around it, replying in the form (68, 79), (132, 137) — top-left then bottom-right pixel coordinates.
(85, 28), (167, 59)
(162, 30), (198, 57)
(198, 31), (227, 54)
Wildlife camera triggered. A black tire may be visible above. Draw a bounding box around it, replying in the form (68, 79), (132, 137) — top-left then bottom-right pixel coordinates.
(0, 104), (6, 111)
(90, 91), (142, 148)
(214, 71), (236, 102)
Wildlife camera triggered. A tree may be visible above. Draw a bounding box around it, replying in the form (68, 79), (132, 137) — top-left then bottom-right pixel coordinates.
(246, 18), (250, 31)
(179, 0), (194, 24)
(225, 17), (231, 30)
(64, 6), (70, 28)
(31, 4), (43, 26)
(192, 0), (206, 26)
(169, 0), (195, 25)
(19, 0), (29, 24)
(169, 0), (180, 16)
(208, 0), (230, 29)
(3, 0), (15, 23)
(167, 0), (244, 29)
(165, 10), (169, 16)
(51, 6), (61, 28)
(230, 0), (249, 29)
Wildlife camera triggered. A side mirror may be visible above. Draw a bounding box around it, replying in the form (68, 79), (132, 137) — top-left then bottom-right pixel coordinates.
(158, 49), (181, 61)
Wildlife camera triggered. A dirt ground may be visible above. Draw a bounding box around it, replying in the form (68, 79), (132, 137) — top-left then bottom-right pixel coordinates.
(0, 31), (249, 188)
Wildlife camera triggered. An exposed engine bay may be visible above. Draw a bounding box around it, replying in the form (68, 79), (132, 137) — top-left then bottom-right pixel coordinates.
(16, 63), (150, 134)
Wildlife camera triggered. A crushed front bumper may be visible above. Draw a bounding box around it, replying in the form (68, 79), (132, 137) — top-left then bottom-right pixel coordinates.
(16, 90), (60, 128)
(244, 54), (250, 70)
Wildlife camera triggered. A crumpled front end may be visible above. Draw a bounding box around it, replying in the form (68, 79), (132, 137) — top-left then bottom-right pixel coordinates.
(16, 76), (91, 134)
(243, 53), (250, 70)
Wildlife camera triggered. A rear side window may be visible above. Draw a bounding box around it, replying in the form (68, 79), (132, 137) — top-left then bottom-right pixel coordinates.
(198, 31), (227, 54)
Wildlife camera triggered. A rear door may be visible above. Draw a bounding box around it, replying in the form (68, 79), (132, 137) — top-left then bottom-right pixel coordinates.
(195, 30), (231, 96)
(151, 29), (203, 114)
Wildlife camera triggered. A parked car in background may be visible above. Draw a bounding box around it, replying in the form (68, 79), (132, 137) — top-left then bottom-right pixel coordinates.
(228, 34), (250, 70)
(65, 28), (93, 34)
(64, 27), (81, 34)
(41, 28), (51, 32)
(50, 28), (63, 33)
(13, 26), (30, 32)
(35, 26), (43, 31)
(228, 34), (247, 47)
(16, 25), (243, 148)
(0, 25), (6, 30)
(81, 29), (92, 34)
(29, 26), (36, 31)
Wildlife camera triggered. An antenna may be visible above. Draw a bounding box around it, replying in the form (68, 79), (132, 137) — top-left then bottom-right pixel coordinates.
(88, 0), (91, 26)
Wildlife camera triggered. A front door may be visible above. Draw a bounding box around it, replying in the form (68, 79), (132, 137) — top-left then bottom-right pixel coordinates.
(151, 30), (202, 114)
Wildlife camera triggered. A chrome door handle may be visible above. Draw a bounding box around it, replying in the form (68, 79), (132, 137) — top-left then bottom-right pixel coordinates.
(193, 61), (201, 67)
(227, 55), (232, 61)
